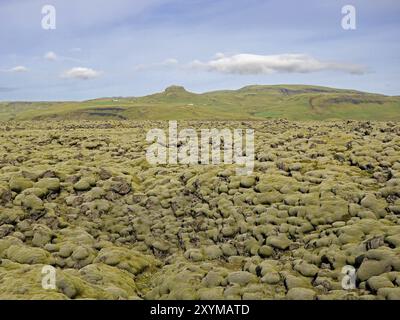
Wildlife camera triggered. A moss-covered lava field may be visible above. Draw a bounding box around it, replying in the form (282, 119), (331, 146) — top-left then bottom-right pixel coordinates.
(0, 120), (400, 300)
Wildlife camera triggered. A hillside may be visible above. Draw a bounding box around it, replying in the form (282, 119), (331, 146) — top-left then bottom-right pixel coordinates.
(0, 84), (399, 121)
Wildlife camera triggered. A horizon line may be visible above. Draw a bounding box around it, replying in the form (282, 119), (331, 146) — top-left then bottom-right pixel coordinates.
(0, 83), (398, 103)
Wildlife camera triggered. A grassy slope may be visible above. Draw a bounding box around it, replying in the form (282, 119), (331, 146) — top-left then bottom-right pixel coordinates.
(0, 85), (399, 121)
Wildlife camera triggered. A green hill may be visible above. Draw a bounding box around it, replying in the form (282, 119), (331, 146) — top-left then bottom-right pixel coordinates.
(1, 84), (399, 121)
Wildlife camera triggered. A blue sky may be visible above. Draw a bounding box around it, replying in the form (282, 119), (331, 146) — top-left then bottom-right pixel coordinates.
(0, 0), (399, 101)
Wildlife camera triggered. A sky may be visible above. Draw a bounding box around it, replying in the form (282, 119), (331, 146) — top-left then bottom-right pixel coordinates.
(0, 0), (399, 101)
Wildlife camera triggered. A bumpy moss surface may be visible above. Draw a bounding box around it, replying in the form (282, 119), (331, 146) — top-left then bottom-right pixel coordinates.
(0, 120), (400, 300)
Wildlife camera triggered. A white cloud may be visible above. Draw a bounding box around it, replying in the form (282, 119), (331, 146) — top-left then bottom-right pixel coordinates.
(44, 51), (84, 63)
(44, 51), (57, 61)
(163, 58), (179, 65)
(190, 53), (367, 75)
(61, 67), (102, 80)
(9, 66), (28, 73)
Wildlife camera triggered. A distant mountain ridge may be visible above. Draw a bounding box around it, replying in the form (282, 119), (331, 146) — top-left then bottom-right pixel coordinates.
(0, 84), (399, 121)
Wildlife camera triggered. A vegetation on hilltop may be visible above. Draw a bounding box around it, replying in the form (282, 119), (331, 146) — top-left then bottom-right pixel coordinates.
(1, 85), (399, 121)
